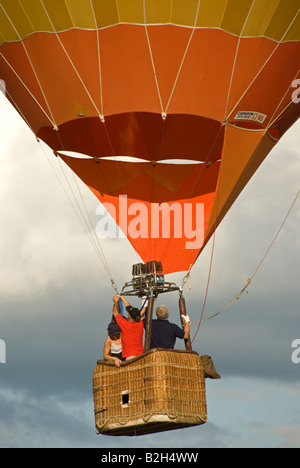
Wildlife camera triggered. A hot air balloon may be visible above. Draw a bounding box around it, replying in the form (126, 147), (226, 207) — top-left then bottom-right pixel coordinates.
(1, 0), (299, 436)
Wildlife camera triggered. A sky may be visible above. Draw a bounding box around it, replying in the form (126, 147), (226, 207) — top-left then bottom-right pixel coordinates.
(0, 90), (299, 449)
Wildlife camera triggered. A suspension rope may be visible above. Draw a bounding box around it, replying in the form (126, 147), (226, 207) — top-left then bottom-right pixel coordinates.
(226, 8), (300, 121)
(0, 51), (55, 128)
(181, 264), (193, 292)
(143, 0), (164, 116)
(0, 2), (116, 286)
(35, 0), (125, 292)
(143, 0), (201, 119)
(191, 229), (217, 344)
(191, 189), (300, 327)
(1, 84), (34, 133)
(56, 149), (119, 293)
(268, 67), (300, 130)
(0, 2), (58, 129)
(249, 189), (299, 281)
(38, 140), (119, 294)
(40, 0), (105, 122)
(164, 0), (201, 116)
(223, 0), (256, 119)
(90, 0), (105, 119)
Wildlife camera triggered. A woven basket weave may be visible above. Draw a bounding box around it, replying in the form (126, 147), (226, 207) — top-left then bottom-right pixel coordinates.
(93, 349), (207, 436)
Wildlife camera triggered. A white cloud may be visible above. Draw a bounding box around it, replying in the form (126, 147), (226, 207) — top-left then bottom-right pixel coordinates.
(0, 94), (138, 302)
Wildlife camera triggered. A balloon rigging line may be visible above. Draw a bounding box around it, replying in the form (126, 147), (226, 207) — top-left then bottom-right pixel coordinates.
(148, 0), (206, 271)
(23, 0), (140, 286)
(0, 0), (116, 287)
(0, 2), (57, 129)
(39, 140), (118, 291)
(58, 157), (117, 290)
(223, 0), (256, 120)
(100, 122), (147, 266)
(39, 141), (100, 253)
(40, 0), (105, 123)
(55, 136), (112, 275)
(190, 188), (300, 326)
(166, 125), (224, 273)
(90, 0), (105, 119)
(164, 0), (201, 116)
(143, 0), (164, 115)
(0, 84), (34, 133)
(169, 0), (174, 24)
(226, 7), (300, 122)
(115, 0), (121, 24)
(268, 67), (300, 130)
(3, 1), (299, 302)
(0, 51), (55, 128)
(249, 189), (299, 282)
(191, 228), (217, 345)
(143, 0), (201, 118)
(189, 138), (225, 343)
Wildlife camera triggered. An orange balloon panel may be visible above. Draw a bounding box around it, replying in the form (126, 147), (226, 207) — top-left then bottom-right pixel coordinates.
(59, 155), (219, 273)
(0, 1), (299, 273)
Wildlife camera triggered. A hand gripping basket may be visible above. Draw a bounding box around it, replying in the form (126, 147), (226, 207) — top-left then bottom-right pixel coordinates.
(93, 348), (207, 436)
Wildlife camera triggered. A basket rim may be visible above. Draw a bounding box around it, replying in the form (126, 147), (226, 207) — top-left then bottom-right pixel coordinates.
(96, 348), (199, 368)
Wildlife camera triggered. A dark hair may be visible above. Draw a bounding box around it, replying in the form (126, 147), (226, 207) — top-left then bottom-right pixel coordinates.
(126, 305), (141, 321)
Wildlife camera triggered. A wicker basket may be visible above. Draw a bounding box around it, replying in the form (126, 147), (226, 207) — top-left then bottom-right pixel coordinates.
(93, 349), (207, 436)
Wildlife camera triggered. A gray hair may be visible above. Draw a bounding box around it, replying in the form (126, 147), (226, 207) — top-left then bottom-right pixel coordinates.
(156, 305), (169, 320)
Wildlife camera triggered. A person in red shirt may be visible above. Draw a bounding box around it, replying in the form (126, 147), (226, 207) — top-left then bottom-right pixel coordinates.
(112, 296), (145, 361)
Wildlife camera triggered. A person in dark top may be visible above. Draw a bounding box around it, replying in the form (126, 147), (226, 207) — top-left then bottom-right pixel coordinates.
(144, 304), (190, 349)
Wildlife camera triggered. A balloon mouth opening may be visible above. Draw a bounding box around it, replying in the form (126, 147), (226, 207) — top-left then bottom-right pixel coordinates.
(58, 151), (206, 165)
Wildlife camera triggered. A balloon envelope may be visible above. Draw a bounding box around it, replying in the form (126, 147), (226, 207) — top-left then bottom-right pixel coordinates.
(0, 0), (299, 273)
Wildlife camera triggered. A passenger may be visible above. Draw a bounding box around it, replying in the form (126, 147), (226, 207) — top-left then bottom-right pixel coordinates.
(103, 322), (122, 367)
(144, 304), (190, 350)
(112, 296), (145, 361)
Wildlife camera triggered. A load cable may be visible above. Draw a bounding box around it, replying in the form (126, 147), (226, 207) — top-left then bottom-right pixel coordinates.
(38, 140), (120, 295)
(190, 189), (299, 327)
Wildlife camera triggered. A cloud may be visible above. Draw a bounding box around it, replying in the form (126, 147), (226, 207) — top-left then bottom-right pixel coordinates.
(1, 376), (299, 448)
(0, 94), (137, 302)
(0, 381), (244, 448)
(273, 426), (300, 448)
(0, 386), (95, 448)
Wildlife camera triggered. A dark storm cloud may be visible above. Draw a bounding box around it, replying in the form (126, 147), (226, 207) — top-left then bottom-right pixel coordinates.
(1, 289), (109, 397)
(1, 280), (298, 405)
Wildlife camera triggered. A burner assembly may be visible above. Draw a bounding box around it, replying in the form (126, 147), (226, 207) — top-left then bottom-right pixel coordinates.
(121, 261), (181, 298)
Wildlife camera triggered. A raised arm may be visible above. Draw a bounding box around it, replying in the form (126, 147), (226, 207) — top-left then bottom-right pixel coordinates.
(181, 314), (191, 340)
(112, 296), (120, 318)
(120, 296), (146, 318)
(120, 296), (130, 308)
